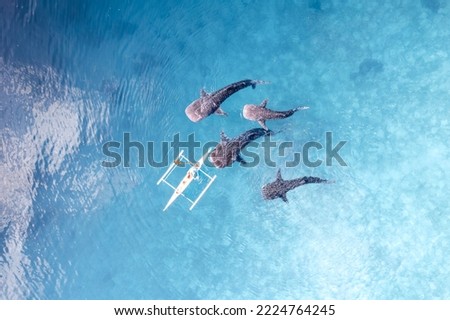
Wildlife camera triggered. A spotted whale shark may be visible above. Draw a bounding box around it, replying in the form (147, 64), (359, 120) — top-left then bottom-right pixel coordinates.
(185, 79), (267, 122)
(209, 128), (272, 168)
(262, 169), (331, 202)
(243, 99), (309, 130)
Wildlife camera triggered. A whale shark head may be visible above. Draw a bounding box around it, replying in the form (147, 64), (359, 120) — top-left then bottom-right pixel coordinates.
(185, 99), (205, 122)
(185, 89), (217, 122)
(262, 182), (287, 201)
(242, 104), (260, 120)
(261, 169), (287, 201)
(209, 143), (234, 168)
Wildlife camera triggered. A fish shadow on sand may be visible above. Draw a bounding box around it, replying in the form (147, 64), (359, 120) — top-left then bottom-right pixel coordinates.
(421, 0), (444, 13)
(350, 58), (384, 80)
(308, 0), (334, 12)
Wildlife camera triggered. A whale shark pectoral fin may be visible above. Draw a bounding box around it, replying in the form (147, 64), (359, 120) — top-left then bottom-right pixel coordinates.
(260, 99), (268, 108)
(236, 154), (247, 165)
(215, 107), (228, 116)
(220, 131), (230, 142)
(200, 88), (209, 98)
(281, 193), (288, 202)
(276, 169), (283, 182)
(258, 120), (268, 130)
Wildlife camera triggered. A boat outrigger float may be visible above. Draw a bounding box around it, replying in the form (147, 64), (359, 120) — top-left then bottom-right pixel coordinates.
(157, 148), (217, 212)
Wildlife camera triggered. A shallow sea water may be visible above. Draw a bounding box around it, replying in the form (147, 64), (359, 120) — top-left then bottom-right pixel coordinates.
(1, 0), (449, 299)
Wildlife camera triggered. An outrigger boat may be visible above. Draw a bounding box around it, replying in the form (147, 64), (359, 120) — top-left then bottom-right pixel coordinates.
(157, 148), (217, 212)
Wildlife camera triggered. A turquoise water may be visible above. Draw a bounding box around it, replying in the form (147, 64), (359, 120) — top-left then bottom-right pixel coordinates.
(1, 0), (450, 299)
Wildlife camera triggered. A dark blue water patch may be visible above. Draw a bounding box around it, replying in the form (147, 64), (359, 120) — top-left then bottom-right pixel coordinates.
(110, 20), (138, 37)
(240, 0), (257, 7)
(131, 52), (170, 77)
(40, 0), (139, 43)
(74, 17), (139, 48)
(350, 58), (384, 80)
(0, 0), (146, 91)
(308, 0), (322, 11)
(358, 58), (384, 75)
(106, 75), (171, 136)
(1, 1), (56, 64)
(306, 0), (333, 12)
(421, 0), (441, 13)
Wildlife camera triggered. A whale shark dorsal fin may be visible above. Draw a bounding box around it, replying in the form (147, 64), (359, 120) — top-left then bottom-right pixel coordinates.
(258, 120), (268, 130)
(220, 131), (230, 142)
(215, 107), (228, 116)
(200, 88), (209, 98)
(276, 169), (283, 181)
(260, 99), (268, 108)
(281, 193), (288, 202)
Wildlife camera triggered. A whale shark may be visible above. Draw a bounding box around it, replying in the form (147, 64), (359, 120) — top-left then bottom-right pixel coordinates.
(209, 128), (272, 168)
(262, 169), (331, 202)
(185, 79), (267, 122)
(242, 99), (309, 130)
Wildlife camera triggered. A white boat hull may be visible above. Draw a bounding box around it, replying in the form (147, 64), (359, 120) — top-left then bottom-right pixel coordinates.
(161, 149), (211, 212)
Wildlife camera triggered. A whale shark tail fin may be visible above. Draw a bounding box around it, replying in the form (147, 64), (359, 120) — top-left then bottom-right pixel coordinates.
(303, 176), (330, 185)
(251, 80), (270, 89)
(294, 106), (309, 112)
(267, 128), (283, 135)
